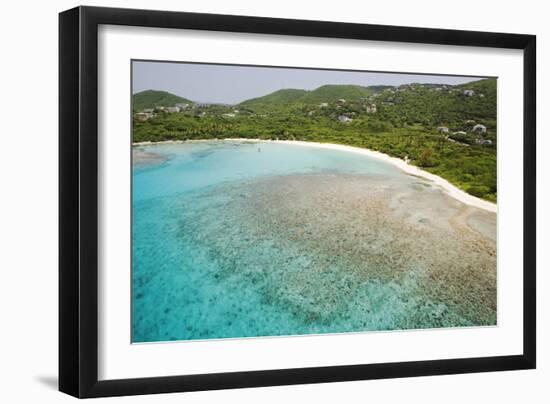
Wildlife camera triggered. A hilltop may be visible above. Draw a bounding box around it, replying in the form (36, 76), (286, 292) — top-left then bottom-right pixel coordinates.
(240, 89), (308, 107)
(131, 84), (387, 110)
(300, 84), (374, 103)
(133, 90), (193, 111)
(456, 78), (497, 93)
(240, 84), (386, 108)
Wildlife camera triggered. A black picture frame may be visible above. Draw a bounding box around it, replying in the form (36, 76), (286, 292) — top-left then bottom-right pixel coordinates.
(59, 5), (536, 398)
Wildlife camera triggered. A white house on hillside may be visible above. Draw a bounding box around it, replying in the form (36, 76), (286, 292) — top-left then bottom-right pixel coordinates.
(463, 89), (475, 97)
(472, 124), (487, 133)
(135, 111), (154, 121)
(338, 115), (353, 123)
(366, 103), (377, 114)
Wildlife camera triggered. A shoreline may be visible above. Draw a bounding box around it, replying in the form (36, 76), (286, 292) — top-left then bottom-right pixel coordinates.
(133, 138), (497, 213)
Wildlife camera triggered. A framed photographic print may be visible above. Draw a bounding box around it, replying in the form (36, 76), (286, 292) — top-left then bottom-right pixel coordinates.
(59, 6), (536, 398)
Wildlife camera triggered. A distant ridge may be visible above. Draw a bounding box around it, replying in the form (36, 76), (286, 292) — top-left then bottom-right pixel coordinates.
(133, 80), (492, 109)
(239, 84), (391, 107)
(133, 90), (193, 111)
(455, 78), (497, 94)
(300, 84), (374, 103)
(240, 89), (308, 107)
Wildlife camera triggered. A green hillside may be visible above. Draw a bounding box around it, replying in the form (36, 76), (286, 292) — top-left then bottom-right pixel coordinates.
(457, 78), (497, 93)
(133, 90), (192, 111)
(365, 85), (394, 93)
(240, 89), (308, 107)
(373, 80), (497, 129)
(300, 84), (373, 103)
(240, 84), (383, 107)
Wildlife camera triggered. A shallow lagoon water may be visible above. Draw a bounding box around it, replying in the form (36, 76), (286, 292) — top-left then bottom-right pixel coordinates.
(132, 141), (400, 201)
(132, 140), (496, 343)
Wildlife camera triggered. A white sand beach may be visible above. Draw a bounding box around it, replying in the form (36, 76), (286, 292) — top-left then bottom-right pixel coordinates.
(133, 138), (497, 213)
(271, 140), (497, 213)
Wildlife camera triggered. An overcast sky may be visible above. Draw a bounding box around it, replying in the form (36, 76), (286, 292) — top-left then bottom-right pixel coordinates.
(132, 60), (485, 105)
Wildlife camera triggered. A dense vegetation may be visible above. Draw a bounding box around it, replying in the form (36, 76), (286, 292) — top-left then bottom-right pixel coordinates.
(133, 90), (192, 111)
(132, 79), (497, 202)
(240, 89), (308, 108)
(240, 84), (387, 109)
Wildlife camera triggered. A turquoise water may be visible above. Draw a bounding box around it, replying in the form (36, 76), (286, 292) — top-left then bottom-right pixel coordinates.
(132, 141), (493, 343)
(132, 141), (400, 202)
